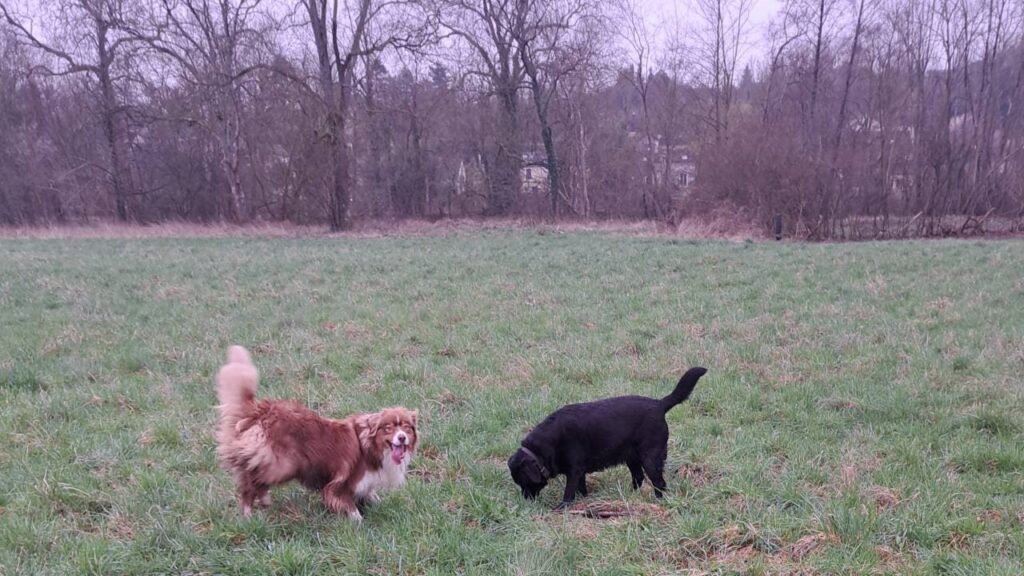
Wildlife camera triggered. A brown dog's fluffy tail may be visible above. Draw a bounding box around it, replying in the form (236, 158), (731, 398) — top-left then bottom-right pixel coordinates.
(216, 345), (258, 445)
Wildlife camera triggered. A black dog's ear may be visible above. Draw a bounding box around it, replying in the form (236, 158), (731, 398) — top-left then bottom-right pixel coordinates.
(509, 449), (544, 485)
(507, 450), (526, 478)
(524, 458), (546, 485)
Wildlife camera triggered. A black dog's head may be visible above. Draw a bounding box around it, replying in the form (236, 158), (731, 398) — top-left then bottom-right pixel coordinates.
(508, 448), (548, 499)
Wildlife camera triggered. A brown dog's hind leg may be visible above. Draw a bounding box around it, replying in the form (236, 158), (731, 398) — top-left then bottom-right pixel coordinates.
(237, 475), (262, 517)
(255, 484), (271, 508)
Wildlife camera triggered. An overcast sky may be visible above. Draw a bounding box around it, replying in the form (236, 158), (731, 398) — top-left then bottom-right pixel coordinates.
(745, 0), (782, 35)
(4, 0), (785, 74)
(648, 0), (781, 27)
(651, 0), (778, 43)
(647, 0), (782, 62)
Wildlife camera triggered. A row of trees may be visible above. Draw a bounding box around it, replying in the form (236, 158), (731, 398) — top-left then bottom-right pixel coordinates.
(1, 0), (1022, 238)
(698, 0), (1024, 238)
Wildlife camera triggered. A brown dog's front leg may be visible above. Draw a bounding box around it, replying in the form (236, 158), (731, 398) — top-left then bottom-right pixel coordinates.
(323, 479), (362, 521)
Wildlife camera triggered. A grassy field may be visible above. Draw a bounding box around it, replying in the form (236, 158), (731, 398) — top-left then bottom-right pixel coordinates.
(1, 231), (1022, 575)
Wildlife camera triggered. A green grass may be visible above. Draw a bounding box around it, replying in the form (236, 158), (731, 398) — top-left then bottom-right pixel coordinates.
(1, 231), (1023, 575)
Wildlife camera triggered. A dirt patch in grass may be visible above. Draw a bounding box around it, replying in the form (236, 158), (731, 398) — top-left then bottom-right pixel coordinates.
(342, 321), (371, 340)
(408, 446), (470, 484)
(503, 356), (534, 382)
(783, 533), (839, 561)
(942, 529), (972, 550)
(428, 388), (467, 417)
(673, 524), (782, 570)
(725, 494), (750, 513)
(819, 398), (861, 411)
(106, 512), (137, 541)
(677, 463), (722, 488)
(833, 427), (883, 490)
(975, 509), (1003, 525)
(867, 486), (901, 512)
(670, 526), (842, 573)
(451, 367), (479, 386)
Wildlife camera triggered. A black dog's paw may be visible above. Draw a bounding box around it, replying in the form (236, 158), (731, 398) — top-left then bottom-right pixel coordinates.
(552, 501), (571, 512)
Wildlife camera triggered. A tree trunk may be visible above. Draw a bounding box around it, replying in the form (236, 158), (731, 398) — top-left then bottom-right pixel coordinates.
(305, 0), (354, 231)
(220, 91), (245, 222)
(96, 17), (133, 222)
(823, 0), (866, 229)
(522, 48), (560, 218)
(328, 90), (351, 231)
(577, 104), (590, 217)
(410, 88), (427, 216)
(540, 123), (559, 217)
(219, 57), (245, 220)
(364, 55), (389, 216)
(489, 85), (520, 216)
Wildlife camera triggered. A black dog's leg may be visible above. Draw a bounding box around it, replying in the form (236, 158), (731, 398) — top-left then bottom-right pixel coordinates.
(555, 470), (583, 510)
(642, 453), (668, 498)
(627, 459), (645, 490)
(577, 475), (588, 497)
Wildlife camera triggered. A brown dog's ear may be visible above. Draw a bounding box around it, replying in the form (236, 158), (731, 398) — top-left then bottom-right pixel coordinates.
(410, 410), (418, 428)
(357, 413), (380, 450)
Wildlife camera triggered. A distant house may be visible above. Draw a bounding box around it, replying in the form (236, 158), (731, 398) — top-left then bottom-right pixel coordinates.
(646, 150), (697, 190)
(628, 131), (697, 191)
(671, 154), (697, 188)
(521, 163), (549, 195)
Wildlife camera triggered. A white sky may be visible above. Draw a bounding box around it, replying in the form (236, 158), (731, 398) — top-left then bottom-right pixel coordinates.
(647, 0), (781, 29)
(647, 0), (782, 63)
(3, 0), (784, 75)
(743, 0), (782, 29)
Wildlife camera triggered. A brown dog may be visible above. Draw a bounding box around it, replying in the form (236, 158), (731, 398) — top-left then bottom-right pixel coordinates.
(215, 346), (417, 520)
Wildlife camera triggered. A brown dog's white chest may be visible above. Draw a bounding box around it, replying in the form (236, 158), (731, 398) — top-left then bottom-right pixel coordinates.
(354, 454), (409, 502)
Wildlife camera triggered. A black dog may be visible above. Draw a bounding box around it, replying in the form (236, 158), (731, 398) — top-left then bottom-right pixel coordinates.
(508, 367), (707, 509)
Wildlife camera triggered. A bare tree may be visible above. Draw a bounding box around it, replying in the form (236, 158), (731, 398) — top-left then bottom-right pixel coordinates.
(299, 0), (428, 230)
(359, 53), (390, 216)
(1, 0), (145, 221)
(656, 18), (693, 219)
(436, 0), (532, 216)
(141, 0), (272, 221)
(0, 27), (56, 224)
(612, 0), (660, 217)
(692, 0), (753, 143)
(514, 0), (596, 217)
(819, 0), (871, 235)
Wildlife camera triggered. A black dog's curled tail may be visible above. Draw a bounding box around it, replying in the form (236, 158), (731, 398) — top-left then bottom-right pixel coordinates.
(659, 367), (707, 412)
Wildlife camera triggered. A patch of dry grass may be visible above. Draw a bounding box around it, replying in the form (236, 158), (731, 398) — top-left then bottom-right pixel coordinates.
(0, 216), (767, 241)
